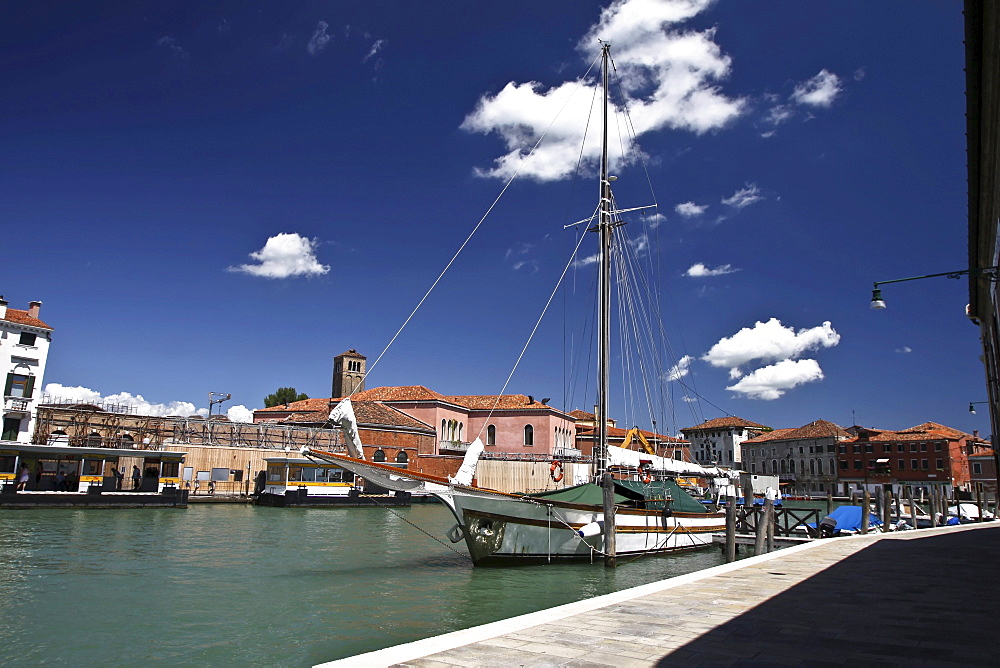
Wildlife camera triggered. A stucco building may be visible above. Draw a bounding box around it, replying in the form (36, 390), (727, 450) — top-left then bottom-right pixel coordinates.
(740, 419), (849, 495)
(1, 297), (52, 443)
(680, 417), (771, 468)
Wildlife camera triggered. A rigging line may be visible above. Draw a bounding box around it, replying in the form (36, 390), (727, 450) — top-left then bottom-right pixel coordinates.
(351, 54), (604, 400)
(364, 494), (467, 557)
(608, 53), (659, 213)
(476, 227), (592, 441)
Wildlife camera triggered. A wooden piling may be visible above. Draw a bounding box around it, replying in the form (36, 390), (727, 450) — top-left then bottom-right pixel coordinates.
(725, 494), (737, 563)
(601, 473), (616, 568)
(826, 491), (833, 517)
(929, 488), (938, 528)
(753, 504), (766, 555)
(882, 487), (892, 531)
(764, 497), (775, 553)
(976, 483), (985, 523)
(906, 486), (917, 528)
(861, 489), (870, 534)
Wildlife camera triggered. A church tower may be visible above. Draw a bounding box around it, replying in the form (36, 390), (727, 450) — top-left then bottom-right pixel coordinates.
(332, 349), (366, 398)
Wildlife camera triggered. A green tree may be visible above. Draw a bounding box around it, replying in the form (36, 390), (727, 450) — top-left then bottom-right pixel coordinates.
(264, 387), (309, 408)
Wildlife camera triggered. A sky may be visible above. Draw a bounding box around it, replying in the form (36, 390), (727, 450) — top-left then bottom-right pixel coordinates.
(1, 0), (988, 439)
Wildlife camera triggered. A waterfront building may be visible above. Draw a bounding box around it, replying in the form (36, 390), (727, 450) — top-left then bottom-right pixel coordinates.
(969, 448), (997, 497)
(741, 419), (849, 496)
(836, 422), (992, 497)
(1, 297), (52, 444)
(680, 417), (771, 468)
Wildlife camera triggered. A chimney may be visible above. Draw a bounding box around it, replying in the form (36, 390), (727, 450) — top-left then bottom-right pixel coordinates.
(974, 430), (980, 439)
(527, 395), (534, 405)
(28, 301), (41, 319)
(0, 295), (6, 319)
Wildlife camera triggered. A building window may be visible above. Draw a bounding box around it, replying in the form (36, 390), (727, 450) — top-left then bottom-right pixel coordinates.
(486, 425), (496, 446)
(840, 460), (848, 470)
(523, 425), (534, 446)
(864, 444), (873, 453)
(899, 459), (905, 470)
(750, 462), (756, 473)
(973, 462), (983, 474)
(853, 459), (861, 470)
(935, 458), (943, 470)
(920, 443), (927, 452)
(853, 444), (860, 454)
(897, 443), (904, 452)
(396, 451), (408, 465)
(935, 442), (942, 452)
(921, 459), (928, 470)
(911, 459), (918, 470)
(4, 373), (34, 398)
(441, 419), (447, 439)
(839, 445), (846, 454)
(910, 443), (917, 452)
(373, 449), (386, 462)
(2, 417), (20, 441)
(18, 332), (36, 346)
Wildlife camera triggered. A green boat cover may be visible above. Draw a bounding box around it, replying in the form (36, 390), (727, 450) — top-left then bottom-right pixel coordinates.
(527, 479), (708, 514)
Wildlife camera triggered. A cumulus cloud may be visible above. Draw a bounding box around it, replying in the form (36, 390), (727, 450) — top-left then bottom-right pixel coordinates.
(726, 358), (824, 400)
(702, 318), (840, 379)
(722, 183), (763, 209)
(308, 21), (332, 56)
(675, 201), (707, 217)
(226, 405), (255, 423)
(461, 0), (745, 181)
(43, 383), (204, 417)
(665, 355), (694, 381)
(685, 262), (737, 277)
(229, 233), (330, 279)
(791, 69), (842, 108)
(895, 346), (913, 354)
(363, 38), (386, 63)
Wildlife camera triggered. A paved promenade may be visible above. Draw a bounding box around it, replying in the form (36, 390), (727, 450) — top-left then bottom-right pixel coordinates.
(320, 523), (1000, 667)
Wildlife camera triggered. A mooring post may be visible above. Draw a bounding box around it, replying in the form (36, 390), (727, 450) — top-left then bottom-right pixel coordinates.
(976, 483), (984, 523)
(906, 486), (917, 528)
(725, 494), (737, 563)
(929, 487), (938, 528)
(764, 492), (775, 553)
(861, 489), (870, 534)
(826, 491), (833, 517)
(601, 472), (616, 568)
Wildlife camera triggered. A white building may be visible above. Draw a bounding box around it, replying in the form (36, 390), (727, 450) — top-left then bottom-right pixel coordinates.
(680, 416), (771, 469)
(1, 297), (52, 443)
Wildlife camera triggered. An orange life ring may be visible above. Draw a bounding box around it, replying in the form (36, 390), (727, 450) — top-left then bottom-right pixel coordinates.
(638, 463), (652, 484)
(549, 460), (564, 483)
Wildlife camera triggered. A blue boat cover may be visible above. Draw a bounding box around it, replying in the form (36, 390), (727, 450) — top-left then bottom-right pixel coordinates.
(807, 504), (882, 532)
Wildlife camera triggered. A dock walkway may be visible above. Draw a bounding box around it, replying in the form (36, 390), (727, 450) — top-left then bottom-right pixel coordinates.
(321, 523), (1000, 666)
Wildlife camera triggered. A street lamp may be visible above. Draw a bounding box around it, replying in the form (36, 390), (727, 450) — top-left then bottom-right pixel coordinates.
(208, 392), (231, 418)
(969, 401), (989, 415)
(870, 266), (1000, 309)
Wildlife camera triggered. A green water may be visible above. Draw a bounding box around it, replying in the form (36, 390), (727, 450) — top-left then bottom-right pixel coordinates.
(0, 504), (729, 666)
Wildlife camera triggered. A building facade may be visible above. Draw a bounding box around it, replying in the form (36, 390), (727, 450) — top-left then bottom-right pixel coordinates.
(741, 419), (849, 495)
(332, 349), (366, 398)
(680, 417), (771, 468)
(1, 297), (52, 443)
(836, 422), (992, 496)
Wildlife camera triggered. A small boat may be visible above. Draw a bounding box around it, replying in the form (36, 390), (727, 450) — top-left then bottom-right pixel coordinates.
(253, 456), (411, 507)
(305, 43), (728, 565)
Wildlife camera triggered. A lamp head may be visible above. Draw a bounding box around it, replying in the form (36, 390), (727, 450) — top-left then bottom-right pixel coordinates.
(970, 403), (976, 414)
(870, 288), (886, 310)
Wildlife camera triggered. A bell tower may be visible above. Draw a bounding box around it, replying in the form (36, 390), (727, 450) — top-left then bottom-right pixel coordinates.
(332, 349), (366, 398)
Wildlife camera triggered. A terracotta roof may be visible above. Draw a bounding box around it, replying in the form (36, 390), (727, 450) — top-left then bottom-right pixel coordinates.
(256, 397), (332, 413)
(682, 417), (770, 432)
(905, 422), (974, 440)
(337, 349), (365, 358)
(743, 428), (798, 443)
(352, 386), (447, 402)
(446, 394), (552, 410)
(2, 308), (52, 330)
(274, 400), (432, 431)
(569, 409), (596, 420)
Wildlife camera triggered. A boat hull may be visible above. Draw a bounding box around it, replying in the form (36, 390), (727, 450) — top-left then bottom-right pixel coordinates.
(452, 492), (725, 566)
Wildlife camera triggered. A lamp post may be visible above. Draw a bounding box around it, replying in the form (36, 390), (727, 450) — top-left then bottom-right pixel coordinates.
(870, 266), (1000, 309)
(969, 401), (989, 414)
(208, 392), (231, 418)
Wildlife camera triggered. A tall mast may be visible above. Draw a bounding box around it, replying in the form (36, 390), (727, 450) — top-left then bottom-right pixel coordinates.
(596, 42), (612, 479)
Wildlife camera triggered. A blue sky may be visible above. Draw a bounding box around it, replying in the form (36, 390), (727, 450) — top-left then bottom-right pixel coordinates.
(2, 1), (986, 438)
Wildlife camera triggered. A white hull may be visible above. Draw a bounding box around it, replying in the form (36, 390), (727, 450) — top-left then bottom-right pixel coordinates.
(451, 490), (725, 565)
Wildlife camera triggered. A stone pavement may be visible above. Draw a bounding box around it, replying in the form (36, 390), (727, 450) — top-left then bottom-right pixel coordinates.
(319, 523), (1000, 667)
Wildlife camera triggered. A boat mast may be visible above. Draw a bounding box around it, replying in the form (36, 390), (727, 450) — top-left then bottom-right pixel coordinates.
(596, 42), (612, 480)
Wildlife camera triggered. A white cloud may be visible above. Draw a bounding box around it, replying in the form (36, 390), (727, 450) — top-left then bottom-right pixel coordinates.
(156, 36), (189, 60)
(308, 21), (332, 56)
(895, 346), (913, 354)
(227, 405), (254, 423)
(791, 69), (842, 108)
(363, 38), (386, 63)
(573, 252), (600, 268)
(675, 201), (707, 217)
(685, 262), (737, 277)
(853, 67), (866, 82)
(702, 318), (840, 378)
(726, 358), (824, 400)
(763, 104), (794, 126)
(646, 212), (667, 228)
(722, 183), (763, 209)
(229, 233), (330, 279)
(461, 0), (745, 182)
(665, 355), (694, 381)
(43, 383), (206, 417)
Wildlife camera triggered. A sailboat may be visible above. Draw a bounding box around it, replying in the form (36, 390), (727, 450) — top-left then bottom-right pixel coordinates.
(304, 44), (729, 566)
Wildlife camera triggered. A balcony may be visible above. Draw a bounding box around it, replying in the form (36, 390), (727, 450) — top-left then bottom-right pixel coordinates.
(554, 447), (583, 458)
(4, 397), (30, 413)
(439, 440), (471, 454)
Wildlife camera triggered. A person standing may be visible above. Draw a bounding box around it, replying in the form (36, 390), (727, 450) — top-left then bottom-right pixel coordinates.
(116, 466), (125, 490)
(16, 464), (29, 491)
(131, 465), (141, 490)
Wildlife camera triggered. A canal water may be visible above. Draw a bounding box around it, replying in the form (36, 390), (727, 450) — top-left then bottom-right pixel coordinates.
(0, 504), (731, 666)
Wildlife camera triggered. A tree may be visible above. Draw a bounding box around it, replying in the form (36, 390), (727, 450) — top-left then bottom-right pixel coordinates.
(264, 387), (309, 408)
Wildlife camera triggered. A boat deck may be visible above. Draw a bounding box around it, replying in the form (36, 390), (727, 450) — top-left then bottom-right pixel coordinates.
(320, 522), (1000, 666)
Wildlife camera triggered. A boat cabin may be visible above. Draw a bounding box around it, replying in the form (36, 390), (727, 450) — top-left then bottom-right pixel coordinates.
(0, 442), (185, 494)
(263, 457), (356, 497)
